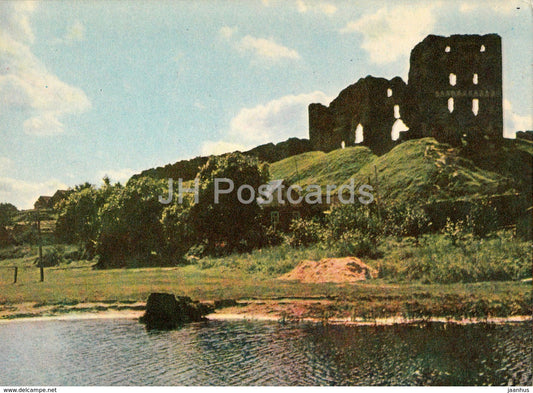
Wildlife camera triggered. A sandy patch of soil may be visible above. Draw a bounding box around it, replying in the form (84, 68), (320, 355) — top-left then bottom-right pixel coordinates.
(278, 257), (377, 283)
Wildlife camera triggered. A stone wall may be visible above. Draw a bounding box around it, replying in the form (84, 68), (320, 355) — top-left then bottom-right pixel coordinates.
(406, 34), (503, 147)
(309, 76), (408, 154)
(309, 34), (504, 154)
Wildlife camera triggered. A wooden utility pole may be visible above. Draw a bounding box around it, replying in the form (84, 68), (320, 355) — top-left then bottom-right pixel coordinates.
(37, 209), (44, 282)
(13, 267), (18, 284)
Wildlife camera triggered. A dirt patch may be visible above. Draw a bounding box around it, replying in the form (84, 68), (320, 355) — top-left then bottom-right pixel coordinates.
(278, 257), (378, 283)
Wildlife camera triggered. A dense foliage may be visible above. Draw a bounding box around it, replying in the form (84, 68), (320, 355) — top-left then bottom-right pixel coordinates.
(189, 153), (270, 254)
(52, 153), (271, 267)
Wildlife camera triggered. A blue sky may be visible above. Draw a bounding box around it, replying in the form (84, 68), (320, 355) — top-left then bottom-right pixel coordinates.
(1, 0), (531, 208)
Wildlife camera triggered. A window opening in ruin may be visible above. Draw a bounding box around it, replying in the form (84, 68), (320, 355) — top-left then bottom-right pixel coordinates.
(448, 97), (454, 113)
(394, 105), (401, 119)
(472, 99), (479, 116)
(473, 73), (478, 85)
(387, 88), (392, 97)
(341, 141), (345, 149)
(449, 73), (457, 86)
(355, 123), (364, 143)
(480, 45), (486, 52)
(391, 119), (409, 141)
(445, 46), (451, 52)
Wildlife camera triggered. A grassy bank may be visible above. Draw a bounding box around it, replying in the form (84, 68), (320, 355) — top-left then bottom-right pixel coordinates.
(0, 235), (530, 321)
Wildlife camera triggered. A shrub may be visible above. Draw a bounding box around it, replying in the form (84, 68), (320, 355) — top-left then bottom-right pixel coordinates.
(384, 204), (431, 242)
(333, 230), (382, 259)
(378, 231), (530, 284)
(34, 246), (64, 267)
(327, 203), (383, 246)
(287, 218), (325, 247)
(466, 199), (498, 237)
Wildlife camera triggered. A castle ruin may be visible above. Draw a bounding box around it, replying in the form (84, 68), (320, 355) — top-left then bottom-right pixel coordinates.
(309, 34), (504, 154)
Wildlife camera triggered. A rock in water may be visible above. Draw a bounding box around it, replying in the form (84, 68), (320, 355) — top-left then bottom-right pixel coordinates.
(140, 293), (214, 330)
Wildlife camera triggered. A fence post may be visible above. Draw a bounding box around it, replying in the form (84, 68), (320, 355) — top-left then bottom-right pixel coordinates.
(13, 267), (18, 284)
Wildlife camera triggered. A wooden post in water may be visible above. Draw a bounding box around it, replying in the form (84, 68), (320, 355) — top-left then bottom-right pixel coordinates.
(37, 209), (44, 282)
(13, 267), (18, 284)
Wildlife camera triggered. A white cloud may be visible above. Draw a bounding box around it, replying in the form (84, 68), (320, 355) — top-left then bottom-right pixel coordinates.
(97, 168), (137, 184)
(237, 35), (301, 62)
(219, 25), (238, 40)
(0, 1), (37, 43)
(0, 3), (91, 136)
(0, 177), (67, 209)
(340, 3), (440, 64)
(296, 0), (337, 15)
(201, 91), (331, 156)
(200, 141), (247, 156)
(503, 99), (532, 138)
(459, 1), (517, 15)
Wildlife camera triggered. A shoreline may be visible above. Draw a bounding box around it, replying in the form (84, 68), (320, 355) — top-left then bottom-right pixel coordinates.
(0, 300), (531, 326)
(207, 312), (532, 326)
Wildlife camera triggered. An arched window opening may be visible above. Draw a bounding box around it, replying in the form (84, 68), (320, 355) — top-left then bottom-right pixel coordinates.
(445, 46), (451, 53)
(391, 119), (409, 141)
(473, 73), (478, 85)
(448, 97), (454, 113)
(449, 73), (457, 86)
(355, 123), (364, 144)
(472, 99), (479, 116)
(394, 105), (401, 119)
(387, 88), (392, 97)
(480, 45), (486, 52)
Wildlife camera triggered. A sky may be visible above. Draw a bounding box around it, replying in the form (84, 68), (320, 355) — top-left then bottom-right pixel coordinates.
(0, 0), (532, 209)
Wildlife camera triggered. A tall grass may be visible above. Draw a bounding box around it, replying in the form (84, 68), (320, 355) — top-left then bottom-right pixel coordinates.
(377, 231), (531, 284)
(196, 243), (335, 276)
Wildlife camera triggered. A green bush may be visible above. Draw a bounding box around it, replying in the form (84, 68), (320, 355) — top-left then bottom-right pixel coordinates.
(287, 218), (325, 247)
(34, 246), (64, 267)
(466, 199), (498, 238)
(327, 203), (383, 247)
(384, 204), (432, 241)
(379, 231), (530, 284)
(0, 245), (33, 260)
(333, 230), (382, 259)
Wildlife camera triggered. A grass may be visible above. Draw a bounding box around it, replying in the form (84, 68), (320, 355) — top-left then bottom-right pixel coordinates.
(375, 232), (531, 284)
(271, 138), (522, 205)
(0, 236), (530, 321)
(270, 146), (376, 189)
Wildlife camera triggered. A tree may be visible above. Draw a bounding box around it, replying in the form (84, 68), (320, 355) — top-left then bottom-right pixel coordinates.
(189, 153), (270, 254)
(95, 177), (167, 268)
(161, 194), (194, 261)
(0, 203), (17, 228)
(55, 180), (116, 258)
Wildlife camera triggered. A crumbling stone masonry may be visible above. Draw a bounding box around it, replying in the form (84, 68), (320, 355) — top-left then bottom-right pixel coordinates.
(309, 34), (504, 154)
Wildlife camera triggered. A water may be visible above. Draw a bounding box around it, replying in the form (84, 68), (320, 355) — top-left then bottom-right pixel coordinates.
(0, 318), (530, 386)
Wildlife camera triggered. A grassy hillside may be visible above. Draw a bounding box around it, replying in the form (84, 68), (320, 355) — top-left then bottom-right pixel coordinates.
(270, 146), (376, 189)
(271, 138), (527, 206)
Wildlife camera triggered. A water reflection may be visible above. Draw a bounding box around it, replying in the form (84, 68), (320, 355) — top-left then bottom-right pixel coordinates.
(0, 318), (530, 386)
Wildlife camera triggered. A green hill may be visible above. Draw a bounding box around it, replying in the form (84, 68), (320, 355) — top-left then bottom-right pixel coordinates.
(270, 146), (376, 189)
(271, 138), (529, 206)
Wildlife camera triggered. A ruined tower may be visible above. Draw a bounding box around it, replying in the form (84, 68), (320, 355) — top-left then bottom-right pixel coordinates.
(309, 34), (504, 154)
(406, 34), (503, 147)
(308, 76), (408, 154)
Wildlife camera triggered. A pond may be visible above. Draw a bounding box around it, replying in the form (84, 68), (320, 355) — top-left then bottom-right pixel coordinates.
(0, 318), (530, 386)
